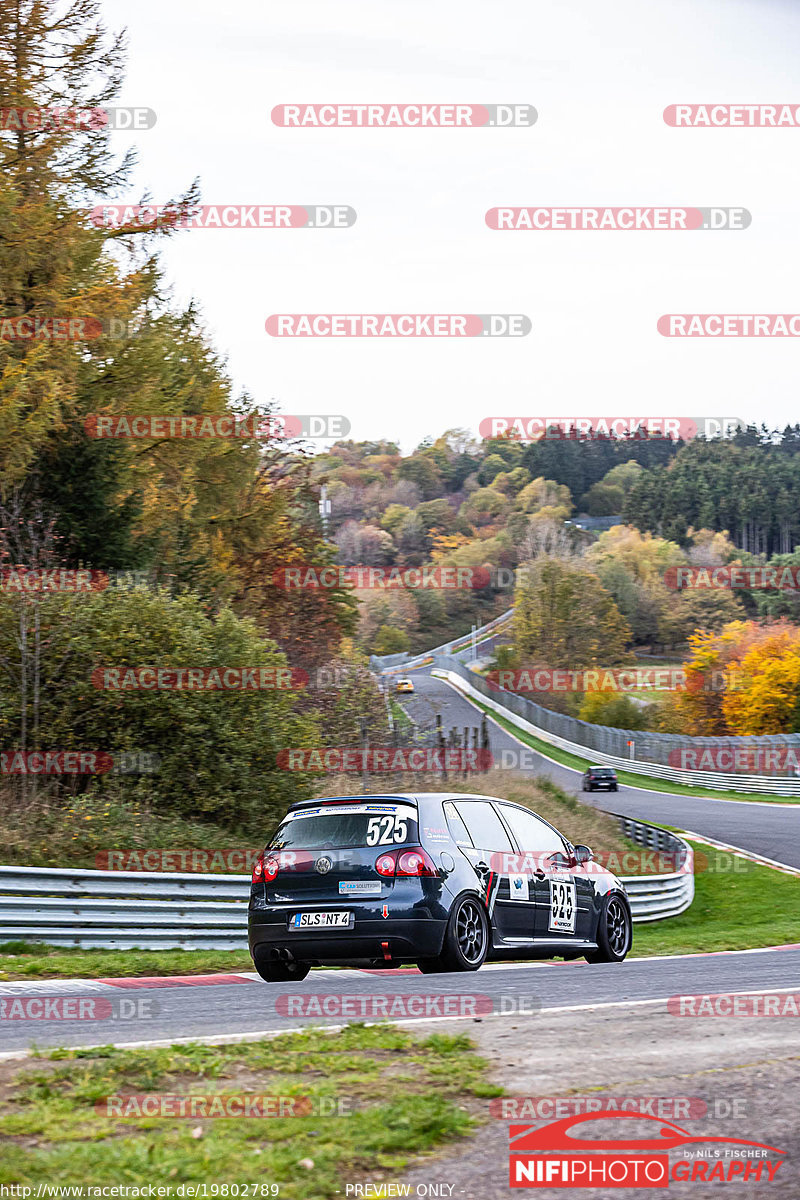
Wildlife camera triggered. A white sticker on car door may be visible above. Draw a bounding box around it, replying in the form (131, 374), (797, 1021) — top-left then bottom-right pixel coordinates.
(548, 878), (577, 933)
(509, 873), (529, 901)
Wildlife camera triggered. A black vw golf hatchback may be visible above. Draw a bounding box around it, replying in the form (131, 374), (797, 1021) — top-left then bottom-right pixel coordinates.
(248, 793), (632, 980)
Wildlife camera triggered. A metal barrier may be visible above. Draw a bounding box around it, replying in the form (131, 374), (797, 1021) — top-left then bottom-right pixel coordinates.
(0, 866), (248, 950)
(373, 609), (514, 674)
(608, 817), (694, 923)
(0, 822), (693, 950)
(433, 661), (800, 796)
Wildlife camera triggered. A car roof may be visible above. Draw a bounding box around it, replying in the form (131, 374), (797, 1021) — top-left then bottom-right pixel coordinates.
(285, 793), (567, 841)
(288, 791), (514, 812)
(287, 793), (419, 812)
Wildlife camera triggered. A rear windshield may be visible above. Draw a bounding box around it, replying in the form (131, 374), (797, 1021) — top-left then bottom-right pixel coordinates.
(591, 769), (615, 777)
(269, 803), (419, 850)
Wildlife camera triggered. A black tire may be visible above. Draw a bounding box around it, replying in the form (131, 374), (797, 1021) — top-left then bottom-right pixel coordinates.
(252, 951), (310, 983)
(585, 893), (632, 963)
(582, 782), (589, 792)
(417, 894), (489, 973)
(612, 784), (619, 792)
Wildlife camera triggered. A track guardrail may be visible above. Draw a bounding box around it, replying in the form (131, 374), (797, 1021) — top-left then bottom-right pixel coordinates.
(0, 822), (693, 950)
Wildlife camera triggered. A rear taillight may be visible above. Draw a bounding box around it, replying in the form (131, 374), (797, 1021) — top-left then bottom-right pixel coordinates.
(263, 856), (280, 881)
(374, 847), (438, 878)
(375, 852), (396, 877)
(252, 857), (263, 883)
(397, 849), (437, 876)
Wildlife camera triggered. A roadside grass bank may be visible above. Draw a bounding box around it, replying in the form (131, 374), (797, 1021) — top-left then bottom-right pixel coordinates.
(0, 943), (255, 982)
(0, 788), (263, 872)
(0, 768), (631, 876)
(0, 1026), (496, 1193)
(456, 687), (797, 804)
(628, 839), (800, 956)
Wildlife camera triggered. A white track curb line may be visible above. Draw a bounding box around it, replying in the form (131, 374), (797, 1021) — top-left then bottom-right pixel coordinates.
(4, 985), (800, 1062)
(676, 830), (800, 877)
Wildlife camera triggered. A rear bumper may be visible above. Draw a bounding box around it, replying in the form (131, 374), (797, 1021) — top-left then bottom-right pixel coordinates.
(248, 913), (447, 964)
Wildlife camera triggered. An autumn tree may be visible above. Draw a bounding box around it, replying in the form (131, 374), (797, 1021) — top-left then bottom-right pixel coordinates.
(514, 558), (632, 670)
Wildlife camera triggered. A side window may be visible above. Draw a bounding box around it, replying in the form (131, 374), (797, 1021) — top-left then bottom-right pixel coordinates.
(443, 801), (473, 847)
(453, 801), (513, 851)
(499, 805), (566, 855)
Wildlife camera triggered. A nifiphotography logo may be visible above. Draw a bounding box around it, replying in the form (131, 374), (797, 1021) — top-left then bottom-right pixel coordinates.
(508, 1111), (786, 1188)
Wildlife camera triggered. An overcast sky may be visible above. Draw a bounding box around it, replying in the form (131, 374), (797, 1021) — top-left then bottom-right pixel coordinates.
(103, 0), (800, 452)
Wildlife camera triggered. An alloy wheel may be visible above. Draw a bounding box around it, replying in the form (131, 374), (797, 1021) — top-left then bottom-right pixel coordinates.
(456, 899), (486, 963)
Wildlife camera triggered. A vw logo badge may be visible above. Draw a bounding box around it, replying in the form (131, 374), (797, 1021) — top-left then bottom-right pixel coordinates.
(315, 856), (332, 874)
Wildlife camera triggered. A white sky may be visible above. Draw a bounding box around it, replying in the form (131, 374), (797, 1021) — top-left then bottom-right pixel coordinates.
(102, 0), (800, 452)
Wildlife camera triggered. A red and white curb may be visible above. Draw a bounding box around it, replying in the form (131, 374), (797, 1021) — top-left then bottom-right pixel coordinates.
(2, 945), (800, 997)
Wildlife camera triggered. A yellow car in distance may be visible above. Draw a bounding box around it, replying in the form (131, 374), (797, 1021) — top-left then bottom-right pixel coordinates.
(396, 678), (415, 694)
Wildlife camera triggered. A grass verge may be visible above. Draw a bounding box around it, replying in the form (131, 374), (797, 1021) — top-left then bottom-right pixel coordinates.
(629, 839), (800, 956)
(0, 788), (262, 871)
(458, 687), (797, 804)
(0, 1025), (497, 1193)
(0, 944), (255, 983)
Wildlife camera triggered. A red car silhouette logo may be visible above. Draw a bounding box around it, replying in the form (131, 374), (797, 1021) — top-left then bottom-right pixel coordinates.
(510, 1111), (785, 1155)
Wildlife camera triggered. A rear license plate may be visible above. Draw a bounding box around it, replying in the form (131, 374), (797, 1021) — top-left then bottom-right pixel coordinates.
(289, 911), (352, 929)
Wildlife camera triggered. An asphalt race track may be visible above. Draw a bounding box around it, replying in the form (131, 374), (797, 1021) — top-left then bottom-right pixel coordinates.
(2, 668), (798, 1059)
(399, 670), (800, 869)
(2, 947), (799, 1056)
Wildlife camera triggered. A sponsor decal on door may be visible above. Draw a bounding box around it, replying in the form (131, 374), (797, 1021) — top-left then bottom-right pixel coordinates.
(548, 879), (576, 933)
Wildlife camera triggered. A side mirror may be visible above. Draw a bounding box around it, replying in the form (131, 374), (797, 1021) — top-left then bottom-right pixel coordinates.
(547, 851), (571, 870)
(573, 844), (594, 865)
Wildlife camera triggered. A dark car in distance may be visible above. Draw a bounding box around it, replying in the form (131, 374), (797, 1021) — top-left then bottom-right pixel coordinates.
(248, 792), (632, 981)
(582, 766), (619, 792)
